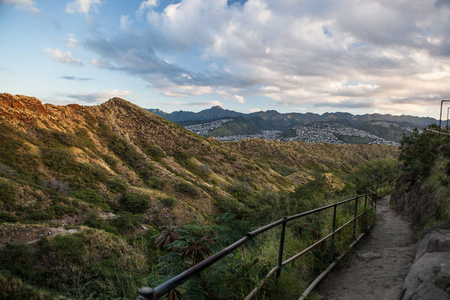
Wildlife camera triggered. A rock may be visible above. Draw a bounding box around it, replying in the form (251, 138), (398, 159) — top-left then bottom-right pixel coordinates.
(356, 251), (383, 261)
(0, 93), (48, 115)
(401, 229), (450, 300)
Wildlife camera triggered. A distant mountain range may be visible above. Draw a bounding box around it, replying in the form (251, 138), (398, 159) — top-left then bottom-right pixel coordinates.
(148, 106), (437, 144)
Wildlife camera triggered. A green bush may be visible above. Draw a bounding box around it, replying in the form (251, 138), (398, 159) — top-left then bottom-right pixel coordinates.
(110, 212), (141, 234)
(145, 176), (166, 190)
(161, 197), (178, 208)
(120, 193), (150, 214)
(0, 181), (18, 207)
(108, 176), (129, 194)
(399, 127), (447, 176)
(145, 145), (166, 160)
(0, 212), (18, 223)
(71, 188), (110, 211)
(177, 182), (200, 197)
(42, 148), (79, 174)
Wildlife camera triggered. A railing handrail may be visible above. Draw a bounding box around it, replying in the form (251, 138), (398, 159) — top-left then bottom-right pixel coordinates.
(427, 128), (450, 136)
(138, 189), (383, 299)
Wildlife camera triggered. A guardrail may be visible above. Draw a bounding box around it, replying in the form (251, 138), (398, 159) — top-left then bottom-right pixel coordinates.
(137, 187), (384, 300)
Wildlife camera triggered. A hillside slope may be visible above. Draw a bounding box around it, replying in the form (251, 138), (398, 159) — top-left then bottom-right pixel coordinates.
(0, 93), (398, 226)
(0, 93), (399, 299)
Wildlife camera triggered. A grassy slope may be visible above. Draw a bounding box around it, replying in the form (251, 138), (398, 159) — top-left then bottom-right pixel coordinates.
(0, 93), (400, 298)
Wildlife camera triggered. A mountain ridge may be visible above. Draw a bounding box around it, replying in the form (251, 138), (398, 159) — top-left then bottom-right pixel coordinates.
(149, 106), (437, 127)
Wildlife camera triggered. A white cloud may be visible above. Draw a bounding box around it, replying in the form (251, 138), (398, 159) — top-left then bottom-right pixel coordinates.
(44, 47), (82, 65)
(66, 0), (102, 14)
(217, 89), (246, 103)
(137, 0), (158, 18)
(120, 15), (134, 30)
(3, 0), (40, 13)
(158, 85), (214, 98)
(67, 89), (133, 103)
(83, 0), (450, 116)
(63, 34), (77, 48)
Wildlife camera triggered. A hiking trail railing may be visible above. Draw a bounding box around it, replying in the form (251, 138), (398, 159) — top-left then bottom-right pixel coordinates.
(137, 183), (391, 300)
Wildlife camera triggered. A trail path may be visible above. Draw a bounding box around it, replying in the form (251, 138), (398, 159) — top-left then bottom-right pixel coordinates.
(315, 195), (416, 300)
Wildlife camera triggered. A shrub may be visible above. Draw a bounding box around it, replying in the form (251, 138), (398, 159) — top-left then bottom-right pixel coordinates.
(177, 182), (200, 197)
(0, 212), (18, 223)
(0, 181), (18, 206)
(120, 193), (150, 214)
(145, 176), (166, 190)
(71, 188), (110, 210)
(145, 145), (166, 160)
(53, 131), (78, 147)
(110, 212), (141, 234)
(161, 197), (178, 208)
(108, 176), (128, 194)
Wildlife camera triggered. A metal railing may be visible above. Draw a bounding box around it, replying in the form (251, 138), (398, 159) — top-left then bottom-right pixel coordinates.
(137, 188), (382, 300)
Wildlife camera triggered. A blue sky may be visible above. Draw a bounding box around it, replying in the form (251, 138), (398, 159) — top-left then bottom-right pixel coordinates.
(1, 0), (450, 118)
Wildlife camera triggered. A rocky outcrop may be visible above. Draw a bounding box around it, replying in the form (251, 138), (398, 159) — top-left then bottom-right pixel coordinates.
(401, 228), (450, 300)
(0, 93), (48, 116)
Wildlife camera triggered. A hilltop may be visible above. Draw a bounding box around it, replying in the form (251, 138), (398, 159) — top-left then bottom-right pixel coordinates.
(0, 93), (399, 299)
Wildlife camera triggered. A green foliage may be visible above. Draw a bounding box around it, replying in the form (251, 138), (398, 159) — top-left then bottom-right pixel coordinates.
(271, 164), (297, 176)
(0, 228), (149, 299)
(144, 144), (166, 160)
(42, 148), (108, 184)
(108, 175), (129, 194)
(120, 193), (150, 214)
(0, 181), (18, 207)
(71, 188), (110, 211)
(161, 197), (178, 208)
(399, 127), (447, 176)
(110, 212), (141, 234)
(177, 182), (200, 197)
(0, 273), (57, 300)
(0, 122), (39, 177)
(145, 176), (166, 190)
(0, 212), (18, 223)
(349, 159), (399, 194)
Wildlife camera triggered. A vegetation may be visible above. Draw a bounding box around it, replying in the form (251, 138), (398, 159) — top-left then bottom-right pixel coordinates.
(391, 126), (450, 232)
(0, 93), (401, 299)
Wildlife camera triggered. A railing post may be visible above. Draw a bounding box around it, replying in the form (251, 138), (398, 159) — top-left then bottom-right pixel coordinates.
(364, 194), (367, 210)
(353, 196), (358, 240)
(276, 217), (287, 279)
(330, 204), (337, 263)
(137, 287), (155, 300)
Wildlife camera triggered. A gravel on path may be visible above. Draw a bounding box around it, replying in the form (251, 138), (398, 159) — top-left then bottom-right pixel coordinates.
(315, 195), (416, 300)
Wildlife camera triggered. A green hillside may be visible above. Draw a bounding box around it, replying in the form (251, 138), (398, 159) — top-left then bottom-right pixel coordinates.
(0, 93), (399, 299)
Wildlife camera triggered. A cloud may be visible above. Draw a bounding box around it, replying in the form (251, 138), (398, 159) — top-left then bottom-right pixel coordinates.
(187, 101), (223, 107)
(120, 15), (134, 30)
(44, 47), (82, 65)
(66, 0), (102, 15)
(83, 0), (450, 115)
(67, 89), (132, 103)
(217, 89), (246, 103)
(3, 0), (40, 13)
(160, 100), (223, 107)
(63, 34), (77, 48)
(137, 0), (158, 18)
(61, 76), (93, 81)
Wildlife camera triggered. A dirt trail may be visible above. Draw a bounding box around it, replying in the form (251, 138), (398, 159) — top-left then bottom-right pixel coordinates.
(315, 195), (416, 300)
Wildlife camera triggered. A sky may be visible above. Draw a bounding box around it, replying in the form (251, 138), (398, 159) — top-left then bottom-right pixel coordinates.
(1, 0), (450, 118)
